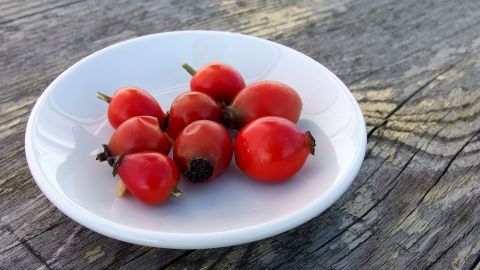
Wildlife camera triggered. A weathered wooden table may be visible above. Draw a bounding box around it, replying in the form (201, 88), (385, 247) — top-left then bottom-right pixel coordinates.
(1, 1), (480, 269)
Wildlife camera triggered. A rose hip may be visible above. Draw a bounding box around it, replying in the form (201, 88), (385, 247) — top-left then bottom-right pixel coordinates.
(173, 120), (233, 183)
(222, 81), (302, 130)
(234, 116), (315, 182)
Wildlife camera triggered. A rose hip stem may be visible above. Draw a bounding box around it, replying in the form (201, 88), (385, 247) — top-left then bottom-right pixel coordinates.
(182, 63), (197, 76)
(96, 91), (112, 103)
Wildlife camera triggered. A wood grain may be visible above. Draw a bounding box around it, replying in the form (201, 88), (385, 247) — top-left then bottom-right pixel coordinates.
(1, 0), (480, 269)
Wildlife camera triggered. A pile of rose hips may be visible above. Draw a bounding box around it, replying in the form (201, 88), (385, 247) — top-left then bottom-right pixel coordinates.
(96, 62), (316, 205)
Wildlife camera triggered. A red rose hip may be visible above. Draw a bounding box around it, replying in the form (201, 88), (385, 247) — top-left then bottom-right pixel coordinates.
(96, 116), (171, 162)
(166, 92), (221, 139)
(182, 62), (245, 104)
(222, 81), (302, 130)
(96, 87), (165, 129)
(111, 152), (180, 205)
(173, 120), (233, 183)
(234, 116), (315, 182)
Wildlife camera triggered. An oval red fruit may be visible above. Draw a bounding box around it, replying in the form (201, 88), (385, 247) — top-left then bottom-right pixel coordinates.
(173, 120), (233, 183)
(106, 116), (171, 156)
(113, 152), (180, 205)
(97, 87), (165, 129)
(183, 62), (245, 104)
(222, 81), (302, 130)
(166, 92), (221, 139)
(234, 116), (315, 182)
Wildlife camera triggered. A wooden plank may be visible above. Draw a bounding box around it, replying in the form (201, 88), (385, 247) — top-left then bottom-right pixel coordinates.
(0, 0), (86, 25)
(1, 0), (480, 269)
(0, 243), (48, 270)
(0, 226), (49, 269)
(0, 226), (19, 254)
(23, 220), (186, 269)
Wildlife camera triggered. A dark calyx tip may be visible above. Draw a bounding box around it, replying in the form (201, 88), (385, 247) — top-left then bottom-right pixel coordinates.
(162, 111), (169, 131)
(220, 106), (235, 129)
(111, 153), (125, 176)
(306, 131), (316, 155)
(186, 157), (214, 183)
(96, 144), (113, 162)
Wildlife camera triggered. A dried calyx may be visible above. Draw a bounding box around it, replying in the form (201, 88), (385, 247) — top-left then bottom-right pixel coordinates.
(305, 131), (316, 155)
(96, 145), (124, 175)
(185, 157), (214, 183)
(110, 153), (125, 176)
(162, 111), (169, 131)
(220, 106), (240, 129)
(96, 144), (113, 162)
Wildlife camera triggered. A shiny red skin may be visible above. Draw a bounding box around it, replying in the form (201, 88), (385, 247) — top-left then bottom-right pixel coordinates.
(229, 81), (302, 129)
(108, 116), (171, 156)
(234, 116), (312, 182)
(167, 92), (221, 139)
(173, 120), (233, 181)
(117, 152), (179, 205)
(190, 62), (245, 104)
(107, 87), (165, 129)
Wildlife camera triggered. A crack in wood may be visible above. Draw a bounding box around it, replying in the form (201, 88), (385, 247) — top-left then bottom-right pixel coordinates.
(21, 239), (53, 270)
(331, 232), (375, 267)
(283, 147), (423, 268)
(160, 250), (195, 270)
(268, 126), (438, 269)
(2, 224), (53, 269)
(399, 197), (477, 269)
(469, 252), (480, 270)
(234, 243), (255, 268)
(353, 156), (389, 193)
(349, 128), (445, 266)
(105, 248), (151, 269)
(356, 127), (478, 267)
(206, 247), (233, 270)
(367, 60), (463, 138)
(377, 126), (446, 232)
(407, 127), (480, 220)
(46, 225), (83, 266)
(425, 218), (480, 270)
(377, 98), (480, 120)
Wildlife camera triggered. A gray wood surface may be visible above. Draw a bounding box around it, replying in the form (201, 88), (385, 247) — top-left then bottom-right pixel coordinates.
(1, 0), (480, 269)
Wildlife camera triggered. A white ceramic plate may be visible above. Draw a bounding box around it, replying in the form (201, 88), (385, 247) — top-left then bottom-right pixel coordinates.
(25, 31), (366, 249)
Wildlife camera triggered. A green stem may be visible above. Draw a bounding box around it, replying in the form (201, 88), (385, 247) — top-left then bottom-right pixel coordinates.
(96, 91), (112, 103)
(182, 63), (197, 76)
(170, 187), (182, 197)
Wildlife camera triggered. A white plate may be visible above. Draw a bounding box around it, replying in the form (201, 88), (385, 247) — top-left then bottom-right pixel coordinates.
(25, 31), (366, 249)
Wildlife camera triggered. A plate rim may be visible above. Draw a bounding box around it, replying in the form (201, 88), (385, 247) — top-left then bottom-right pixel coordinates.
(25, 30), (367, 249)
